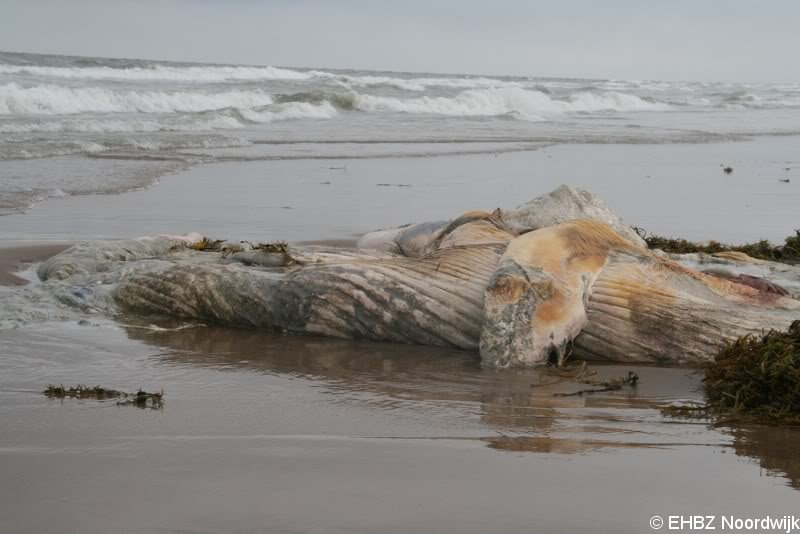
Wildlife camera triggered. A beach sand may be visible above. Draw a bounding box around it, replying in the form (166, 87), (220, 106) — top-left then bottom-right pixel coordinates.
(1, 137), (798, 247)
(0, 244), (69, 285)
(2, 136), (800, 533)
(2, 320), (799, 534)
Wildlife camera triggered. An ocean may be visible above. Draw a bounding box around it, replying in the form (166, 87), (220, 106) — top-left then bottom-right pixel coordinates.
(2, 50), (800, 216)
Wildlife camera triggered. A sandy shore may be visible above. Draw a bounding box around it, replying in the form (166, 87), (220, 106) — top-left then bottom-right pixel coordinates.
(2, 319), (799, 533)
(0, 244), (68, 286)
(2, 137), (799, 533)
(0, 137), (798, 247)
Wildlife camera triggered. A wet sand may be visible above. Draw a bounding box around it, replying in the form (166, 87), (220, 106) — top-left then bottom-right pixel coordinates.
(1, 137), (798, 246)
(2, 319), (800, 533)
(0, 244), (69, 285)
(2, 137), (800, 532)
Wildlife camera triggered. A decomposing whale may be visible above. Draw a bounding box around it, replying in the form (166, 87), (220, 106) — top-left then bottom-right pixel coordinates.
(34, 185), (800, 367)
(480, 218), (800, 366)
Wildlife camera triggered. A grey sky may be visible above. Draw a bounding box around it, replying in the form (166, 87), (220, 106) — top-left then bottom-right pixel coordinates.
(1, 0), (797, 82)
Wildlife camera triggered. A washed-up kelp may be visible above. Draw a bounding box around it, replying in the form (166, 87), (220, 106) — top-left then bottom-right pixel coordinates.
(190, 237), (225, 252)
(663, 321), (800, 425)
(253, 241), (290, 254)
(44, 384), (164, 410)
(704, 320), (800, 423)
(530, 362), (640, 397)
(552, 371), (639, 397)
(641, 230), (800, 265)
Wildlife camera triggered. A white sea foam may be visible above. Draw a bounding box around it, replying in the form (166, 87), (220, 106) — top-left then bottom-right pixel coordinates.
(0, 139), (111, 160)
(0, 64), (311, 82)
(0, 63), (531, 92)
(673, 96), (712, 106)
(0, 101), (337, 134)
(312, 71), (527, 92)
(238, 101), (338, 123)
(352, 87), (670, 120)
(0, 83), (276, 115)
(0, 85), (668, 132)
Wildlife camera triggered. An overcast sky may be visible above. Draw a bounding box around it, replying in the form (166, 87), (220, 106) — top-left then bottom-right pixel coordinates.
(1, 0), (798, 82)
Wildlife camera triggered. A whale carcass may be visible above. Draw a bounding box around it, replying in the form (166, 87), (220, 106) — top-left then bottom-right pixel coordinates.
(36, 185), (800, 367)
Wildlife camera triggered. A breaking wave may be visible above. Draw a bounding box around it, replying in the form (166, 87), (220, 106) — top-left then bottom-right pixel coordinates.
(0, 62), (537, 93)
(3, 61), (715, 96)
(237, 101), (337, 123)
(0, 83), (278, 115)
(350, 87), (670, 120)
(0, 64), (311, 82)
(0, 62), (543, 92)
(271, 87), (670, 119)
(0, 84), (670, 130)
(308, 71), (530, 92)
(717, 90), (800, 110)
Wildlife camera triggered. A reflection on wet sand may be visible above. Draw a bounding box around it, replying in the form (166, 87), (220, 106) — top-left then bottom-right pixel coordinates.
(119, 316), (800, 489)
(484, 436), (673, 454)
(727, 426), (800, 490)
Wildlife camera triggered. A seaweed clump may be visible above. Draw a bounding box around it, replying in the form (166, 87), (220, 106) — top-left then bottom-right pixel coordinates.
(704, 321), (800, 424)
(663, 321), (800, 425)
(190, 237), (225, 252)
(182, 237), (297, 266)
(642, 230), (800, 265)
(552, 371), (639, 397)
(44, 384), (122, 400)
(190, 238), (290, 255)
(253, 241), (289, 254)
(531, 362), (640, 397)
(44, 384), (164, 410)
